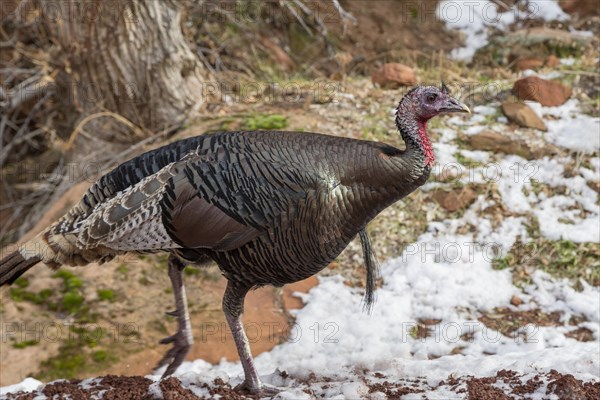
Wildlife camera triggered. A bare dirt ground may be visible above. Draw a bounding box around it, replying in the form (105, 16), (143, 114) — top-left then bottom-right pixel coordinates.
(4, 370), (600, 399)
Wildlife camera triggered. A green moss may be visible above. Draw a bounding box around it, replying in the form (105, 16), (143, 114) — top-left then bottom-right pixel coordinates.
(91, 350), (108, 362)
(243, 114), (288, 130)
(184, 267), (201, 276)
(83, 326), (104, 348)
(117, 264), (128, 276)
(97, 289), (115, 302)
(10, 287), (53, 304)
(38, 350), (86, 380)
(50, 269), (91, 316)
(12, 339), (39, 349)
(36, 324), (118, 381)
(9, 287), (25, 301)
(62, 292), (85, 314)
(52, 270), (83, 290)
(14, 277), (29, 288)
(409, 325), (419, 339)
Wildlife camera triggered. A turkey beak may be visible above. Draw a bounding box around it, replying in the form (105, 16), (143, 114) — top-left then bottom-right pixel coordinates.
(441, 97), (471, 114)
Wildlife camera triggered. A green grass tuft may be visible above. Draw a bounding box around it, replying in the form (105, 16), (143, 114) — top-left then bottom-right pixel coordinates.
(12, 339), (39, 349)
(243, 114), (288, 130)
(91, 350), (108, 362)
(62, 292), (85, 314)
(97, 289), (115, 302)
(493, 238), (600, 289)
(14, 277), (29, 288)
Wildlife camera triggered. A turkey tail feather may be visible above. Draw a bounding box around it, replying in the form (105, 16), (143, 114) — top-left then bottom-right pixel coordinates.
(0, 251), (41, 286)
(359, 228), (379, 313)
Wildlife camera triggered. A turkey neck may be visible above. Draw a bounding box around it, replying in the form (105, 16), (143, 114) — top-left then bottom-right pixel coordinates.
(337, 113), (433, 221)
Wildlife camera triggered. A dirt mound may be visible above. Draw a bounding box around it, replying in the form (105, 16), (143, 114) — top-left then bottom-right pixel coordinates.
(5, 370), (599, 399)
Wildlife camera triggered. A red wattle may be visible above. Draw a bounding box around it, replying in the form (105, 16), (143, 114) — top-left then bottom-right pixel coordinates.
(417, 120), (435, 167)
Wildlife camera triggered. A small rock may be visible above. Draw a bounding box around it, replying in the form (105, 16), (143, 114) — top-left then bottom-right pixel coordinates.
(372, 63), (417, 88)
(510, 295), (523, 306)
(545, 54), (560, 67)
(513, 76), (572, 107)
(515, 57), (545, 71)
(588, 181), (600, 193)
(467, 131), (536, 160)
(430, 187), (477, 212)
(501, 102), (547, 131)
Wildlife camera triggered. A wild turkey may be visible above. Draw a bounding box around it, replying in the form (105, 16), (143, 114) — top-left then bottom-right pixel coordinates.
(0, 83), (469, 395)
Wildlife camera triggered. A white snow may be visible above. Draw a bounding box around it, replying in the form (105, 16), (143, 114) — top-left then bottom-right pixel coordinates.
(494, 153), (600, 242)
(527, 0), (569, 22)
(473, 105), (497, 116)
(560, 58), (577, 66)
(437, 0), (569, 61)
(147, 381), (164, 399)
(459, 149), (490, 163)
(528, 100), (600, 153)
(0, 377), (44, 396)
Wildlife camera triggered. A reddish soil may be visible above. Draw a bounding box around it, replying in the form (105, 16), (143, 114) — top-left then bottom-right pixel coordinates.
(5, 370), (599, 399)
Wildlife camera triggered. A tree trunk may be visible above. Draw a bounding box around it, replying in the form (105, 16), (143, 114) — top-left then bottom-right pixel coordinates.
(45, 0), (212, 136)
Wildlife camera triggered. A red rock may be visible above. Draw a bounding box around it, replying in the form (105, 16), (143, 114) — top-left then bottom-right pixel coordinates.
(372, 63), (417, 88)
(545, 54), (560, 67)
(513, 76), (572, 107)
(515, 57), (544, 71)
(501, 102), (547, 131)
(430, 187), (477, 212)
(510, 295), (523, 306)
(467, 131), (536, 160)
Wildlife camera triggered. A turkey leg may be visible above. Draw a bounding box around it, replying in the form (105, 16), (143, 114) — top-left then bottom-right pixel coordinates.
(156, 254), (193, 377)
(223, 282), (280, 395)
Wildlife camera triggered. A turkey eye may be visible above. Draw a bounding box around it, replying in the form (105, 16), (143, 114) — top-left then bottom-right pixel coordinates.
(426, 94), (437, 103)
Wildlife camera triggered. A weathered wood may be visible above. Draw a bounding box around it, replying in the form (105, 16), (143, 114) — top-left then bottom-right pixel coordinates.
(44, 0), (212, 133)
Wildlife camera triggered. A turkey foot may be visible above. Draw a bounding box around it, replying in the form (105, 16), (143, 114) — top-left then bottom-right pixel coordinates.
(234, 380), (281, 396)
(156, 328), (192, 377)
(155, 255), (193, 378)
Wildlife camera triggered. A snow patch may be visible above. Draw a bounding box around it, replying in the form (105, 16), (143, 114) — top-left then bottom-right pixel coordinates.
(528, 100), (600, 154)
(437, 0), (568, 61)
(0, 377), (44, 397)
